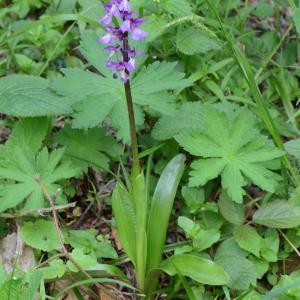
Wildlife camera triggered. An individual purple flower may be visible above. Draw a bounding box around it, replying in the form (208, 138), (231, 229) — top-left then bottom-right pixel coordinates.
(98, 0), (148, 82)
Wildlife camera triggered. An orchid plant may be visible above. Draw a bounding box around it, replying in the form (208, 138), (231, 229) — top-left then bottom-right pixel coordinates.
(98, 0), (186, 298)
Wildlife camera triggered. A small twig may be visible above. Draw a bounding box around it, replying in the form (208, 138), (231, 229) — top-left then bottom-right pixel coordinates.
(0, 203), (76, 218)
(278, 229), (300, 258)
(35, 176), (68, 254)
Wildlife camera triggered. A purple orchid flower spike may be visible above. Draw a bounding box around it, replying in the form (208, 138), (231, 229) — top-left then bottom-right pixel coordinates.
(98, 0), (148, 82)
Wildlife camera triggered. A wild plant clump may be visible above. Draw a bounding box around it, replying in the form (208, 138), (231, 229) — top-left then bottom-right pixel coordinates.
(0, 0), (300, 299)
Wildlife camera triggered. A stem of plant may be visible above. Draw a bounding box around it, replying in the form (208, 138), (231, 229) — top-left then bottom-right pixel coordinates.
(122, 37), (146, 296)
(122, 37), (141, 174)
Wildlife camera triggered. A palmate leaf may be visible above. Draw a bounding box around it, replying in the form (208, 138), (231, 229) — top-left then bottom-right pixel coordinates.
(4, 117), (51, 156)
(176, 105), (284, 203)
(52, 32), (192, 142)
(152, 102), (204, 140)
(0, 147), (79, 212)
(55, 126), (121, 171)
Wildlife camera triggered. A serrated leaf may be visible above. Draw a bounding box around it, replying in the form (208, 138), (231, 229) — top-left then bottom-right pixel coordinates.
(253, 201), (300, 228)
(0, 147), (79, 211)
(285, 138), (300, 161)
(56, 126), (120, 171)
(176, 104), (284, 203)
(0, 75), (75, 117)
(161, 0), (193, 16)
(21, 219), (60, 251)
(233, 225), (263, 257)
(161, 254), (229, 285)
(261, 229), (279, 262)
(215, 255), (258, 290)
(218, 192), (245, 225)
(177, 27), (221, 55)
(152, 102), (204, 140)
(5, 117), (51, 156)
(181, 186), (205, 213)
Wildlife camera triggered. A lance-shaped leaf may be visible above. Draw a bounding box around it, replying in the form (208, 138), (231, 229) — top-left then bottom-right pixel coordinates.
(112, 182), (137, 266)
(145, 154), (185, 295)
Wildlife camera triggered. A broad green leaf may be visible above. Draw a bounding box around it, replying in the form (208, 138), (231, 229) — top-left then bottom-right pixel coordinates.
(21, 219), (60, 251)
(142, 15), (167, 43)
(176, 27), (221, 55)
(193, 229), (220, 251)
(161, 0), (193, 16)
(112, 183), (137, 265)
(152, 102), (204, 141)
(285, 138), (300, 161)
(40, 259), (66, 279)
(218, 192), (245, 225)
(181, 186), (205, 213)
(215, 255), (257, 290)
(0, 147), (79, 211)
(5, 117), (51, 156)
(56, 126), (121, 171)
(161, 254), (229, 285)
(176, 105), (283, 203)
(249, 257), (269, 279)
(261, 229), (279, 262)
(147, 154), (185, 274)
(233, 225), (263, 257)
(253, 201), (300, 228)
(68, 229), (118, 259)
(178, 216), (220, 251)
(215, 238), (258, 290)
(0, 75), (75, 117)
(178, 216), (198, 237)
(67, 248), (98, 272)
(79, 31), (111, 76)
(216, 238), (248, 258)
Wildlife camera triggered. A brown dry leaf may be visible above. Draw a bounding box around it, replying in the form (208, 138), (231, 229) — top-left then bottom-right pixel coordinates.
(98, 289), (115, 300)
(111, 228), (122, 251)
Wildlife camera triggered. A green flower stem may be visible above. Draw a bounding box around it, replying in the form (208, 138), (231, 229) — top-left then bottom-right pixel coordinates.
(123, 38), (141, 173)
(124, 80), (140, 172)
